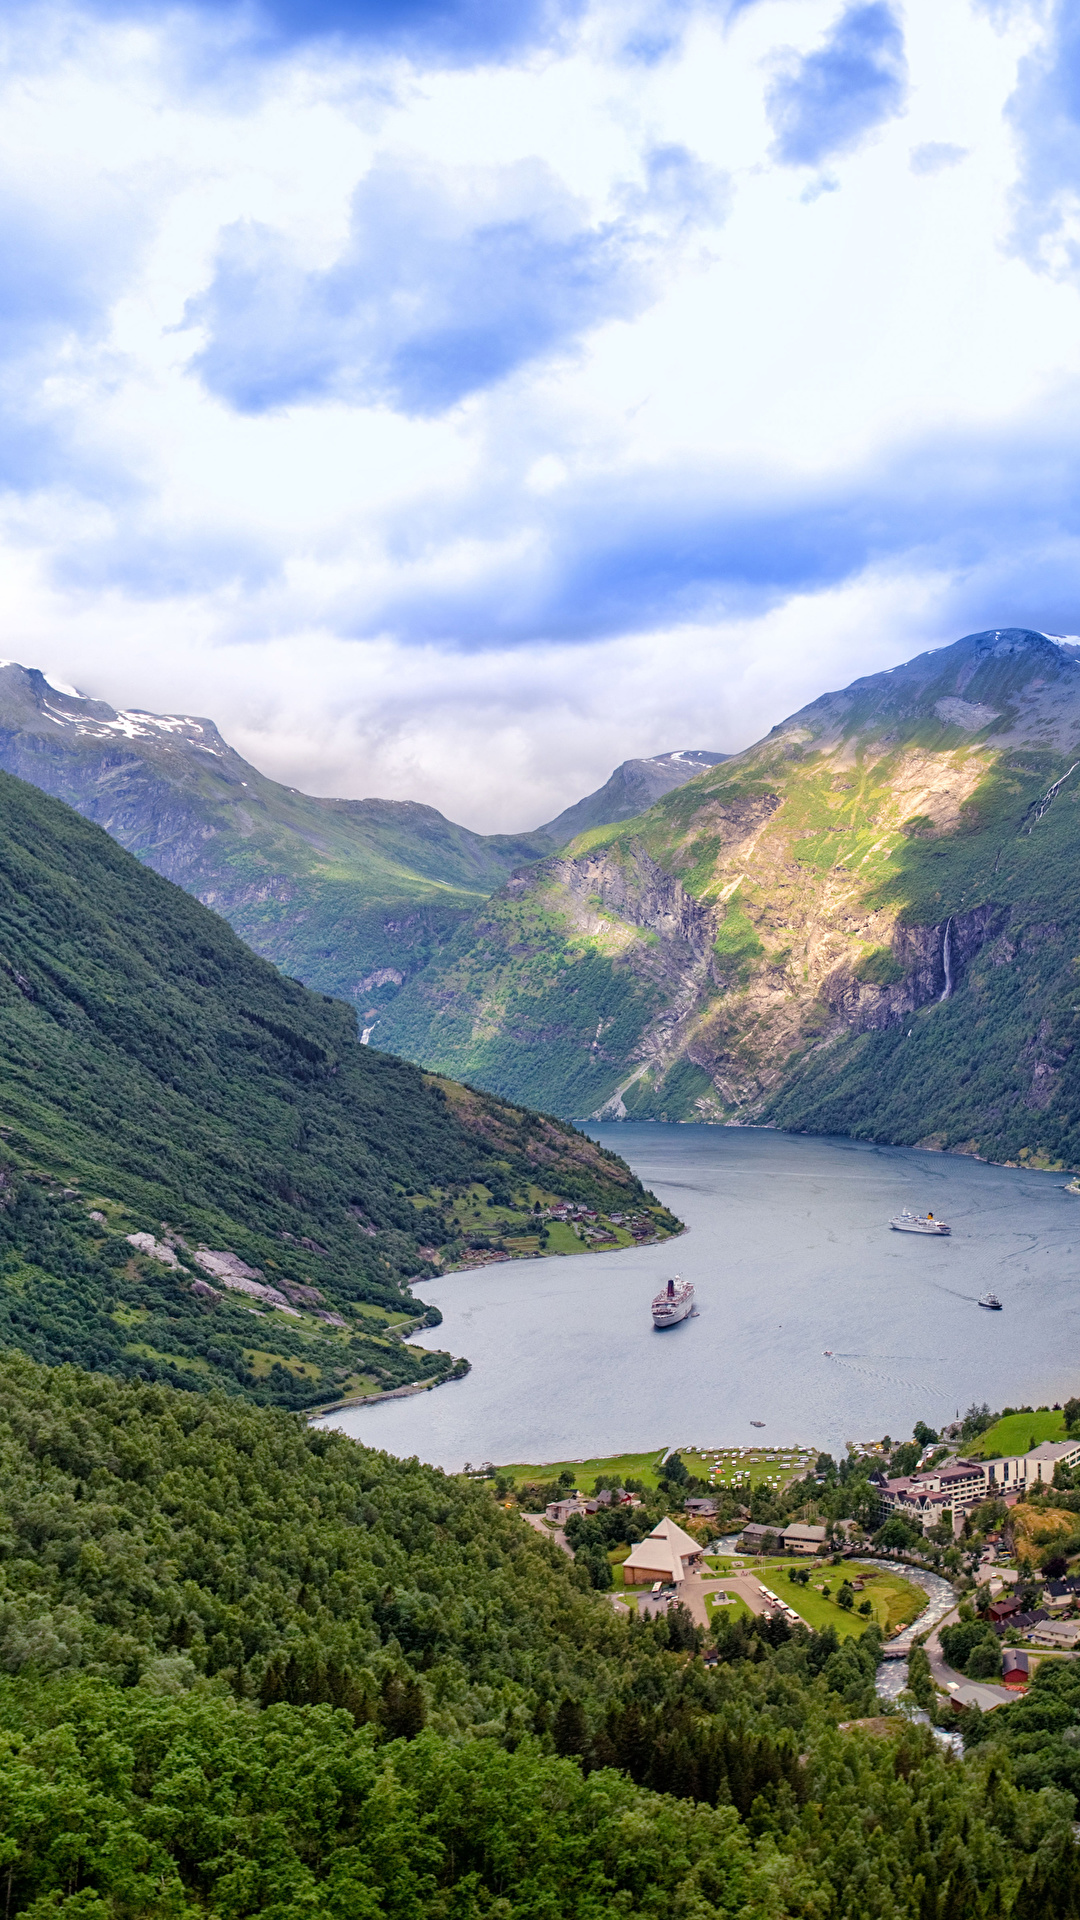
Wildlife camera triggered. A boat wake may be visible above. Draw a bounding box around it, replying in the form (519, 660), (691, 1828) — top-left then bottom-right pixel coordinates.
(823, 1353), (947, 1398)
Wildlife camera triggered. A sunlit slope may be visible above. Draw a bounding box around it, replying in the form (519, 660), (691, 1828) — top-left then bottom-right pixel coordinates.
(382, 629), (1080, 1167)
(0, 664), (548, 1009)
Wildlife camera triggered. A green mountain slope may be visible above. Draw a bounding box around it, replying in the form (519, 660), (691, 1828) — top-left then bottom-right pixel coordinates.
(0, 771), (673, 1409)
(381, 629), (1080, 1169)
(0, 666), (722, 1026)
(0, 664), (551, 1010)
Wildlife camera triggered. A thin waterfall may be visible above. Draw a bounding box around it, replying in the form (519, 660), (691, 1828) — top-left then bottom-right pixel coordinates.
(939, 918), (954, 1001)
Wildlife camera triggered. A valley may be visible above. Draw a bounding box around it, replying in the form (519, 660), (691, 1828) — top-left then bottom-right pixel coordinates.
(0, 664), (719, 1015)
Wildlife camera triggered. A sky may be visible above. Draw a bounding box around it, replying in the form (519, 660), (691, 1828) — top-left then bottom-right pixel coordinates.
(1, 0), (1079, 829)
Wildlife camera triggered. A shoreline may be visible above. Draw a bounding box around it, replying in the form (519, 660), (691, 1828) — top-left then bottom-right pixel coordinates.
(312, 1225), (684, 1418)
(588, 1117), (1080, 1180)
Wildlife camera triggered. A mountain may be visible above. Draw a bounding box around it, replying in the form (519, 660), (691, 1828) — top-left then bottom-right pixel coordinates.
(0, 664), (721, 1018)
(0, 769), (676, 1409)
(379, 629), (1080, 1169)
(537, 749), (727, 845)
(0, 663), (550, 1011)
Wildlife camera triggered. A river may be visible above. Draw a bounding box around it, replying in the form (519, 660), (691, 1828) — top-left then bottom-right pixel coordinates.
(318, 1125), (1080, 1471)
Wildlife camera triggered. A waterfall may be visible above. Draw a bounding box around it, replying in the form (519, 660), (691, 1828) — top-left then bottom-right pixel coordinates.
(939, 918), (954, 1001)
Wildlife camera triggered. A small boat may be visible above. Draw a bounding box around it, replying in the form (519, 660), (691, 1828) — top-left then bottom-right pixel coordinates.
(750, 1420), (765, 1428)
(978, 1293), (1002, 1310)
(652, 1275), (694, 1328)
(890, 1210), (951, 1235)
(823, 1349), (833, 1357)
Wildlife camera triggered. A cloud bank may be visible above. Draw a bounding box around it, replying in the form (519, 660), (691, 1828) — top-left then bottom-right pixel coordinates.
(0, 0), (1077, 829)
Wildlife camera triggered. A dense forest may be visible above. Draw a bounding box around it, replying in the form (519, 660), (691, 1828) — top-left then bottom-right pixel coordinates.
(0, 772), (674, 1409)
(0, 1353), (1078, 1916)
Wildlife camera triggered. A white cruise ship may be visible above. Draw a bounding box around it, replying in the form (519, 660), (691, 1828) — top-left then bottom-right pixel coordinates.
(652, 1276), (694, 1327)
(889, 1210), (950, 1236)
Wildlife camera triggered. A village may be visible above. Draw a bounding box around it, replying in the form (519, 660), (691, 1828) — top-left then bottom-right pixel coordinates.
(517, 1424), (1080, 1717)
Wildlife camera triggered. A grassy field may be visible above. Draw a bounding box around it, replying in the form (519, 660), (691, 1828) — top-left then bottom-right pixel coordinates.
(727, 1560), (924, 1640)
(499, 1449), (669, 1490)
(500, 1442), (820, 1494)
(680, 1444), (817, 1491)
(704, 1589), (755, 1624)
(965, 1410), (1066, 1458)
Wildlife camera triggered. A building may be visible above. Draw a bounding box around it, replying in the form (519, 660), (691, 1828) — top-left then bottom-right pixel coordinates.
(622, 1516), (704, 1586)
(684, 1497), (719, 1518)
(782, 1523), (828, 1554)
(1002, 1651), (1030, 1690)
(1025, 1439), (1080, 1481)
(990, 1609), (1047, 1638)
(1029, 1617), (1080, 1649)
(738, 1522), (782, 1555)
(545, 1498), (587, 1524)
(873, 1435), (1080, 1533)
(948, 1682), (1008, 1713)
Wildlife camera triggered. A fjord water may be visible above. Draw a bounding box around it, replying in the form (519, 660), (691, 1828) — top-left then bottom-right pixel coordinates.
(321, 1126), (1080, 1470)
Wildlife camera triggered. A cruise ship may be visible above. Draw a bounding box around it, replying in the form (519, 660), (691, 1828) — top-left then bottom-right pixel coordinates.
(652, 1276), (694, 1327)
(889, 1210), (951, 1236)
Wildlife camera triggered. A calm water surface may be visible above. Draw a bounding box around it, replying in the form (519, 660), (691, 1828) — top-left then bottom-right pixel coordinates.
(319, 1126), (1080, 1470)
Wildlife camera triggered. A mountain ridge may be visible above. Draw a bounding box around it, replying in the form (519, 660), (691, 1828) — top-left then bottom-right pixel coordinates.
(379, 628), (1080, 1169)
(536, 749), (728, 844)
(0, 663), (721, 1014)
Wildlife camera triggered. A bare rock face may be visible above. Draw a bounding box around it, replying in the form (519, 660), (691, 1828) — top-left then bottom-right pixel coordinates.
(821, 905), (1009, 1033)
(193, 1250), (301, 1315)
(126, 1232), (180, 1270)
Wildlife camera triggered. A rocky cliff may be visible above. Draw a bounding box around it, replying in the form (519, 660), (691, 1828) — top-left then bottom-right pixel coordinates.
(380, 630), (1080, 1169)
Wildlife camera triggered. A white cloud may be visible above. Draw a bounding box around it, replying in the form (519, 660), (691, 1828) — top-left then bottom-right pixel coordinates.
(0, 0), (1076, 832)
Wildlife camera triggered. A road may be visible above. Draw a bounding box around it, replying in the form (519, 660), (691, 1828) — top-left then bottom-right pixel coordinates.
(924, 1606), (1014, 1707)
(521, 1513), (571, 1555)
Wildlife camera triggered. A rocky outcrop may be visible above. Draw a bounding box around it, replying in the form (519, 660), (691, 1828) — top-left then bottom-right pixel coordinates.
(821, 905), (1008, 1033)
(541, 842), (718, 955)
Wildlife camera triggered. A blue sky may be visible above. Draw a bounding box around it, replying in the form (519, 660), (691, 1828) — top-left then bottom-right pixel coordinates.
(1, 0), (1079, 826)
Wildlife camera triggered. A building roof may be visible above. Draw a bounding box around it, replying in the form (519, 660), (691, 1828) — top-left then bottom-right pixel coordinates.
(783, 1524), (828, 1542)
(1027, 1440), (1080, 1463)
(1031, 1617), (1080, 1643)
(623, 1516), (702, 1581)
(648, 1515), (702, 1557)
(949, 1682), (1008, 1712)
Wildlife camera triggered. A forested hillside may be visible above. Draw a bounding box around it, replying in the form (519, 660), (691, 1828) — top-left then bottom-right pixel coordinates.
(382, 630), (1080, 1169)
(0, 772), (671, 1409)
(0, 1353), (1076, 1918)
